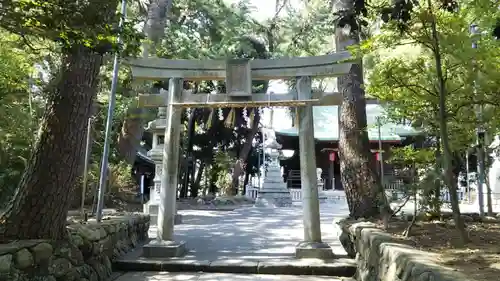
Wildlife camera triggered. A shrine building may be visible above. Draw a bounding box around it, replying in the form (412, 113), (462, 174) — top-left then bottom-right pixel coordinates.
(275, 104), (423, 190)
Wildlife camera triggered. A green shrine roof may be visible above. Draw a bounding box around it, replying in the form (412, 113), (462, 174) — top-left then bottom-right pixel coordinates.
(275, 105), (422, 142)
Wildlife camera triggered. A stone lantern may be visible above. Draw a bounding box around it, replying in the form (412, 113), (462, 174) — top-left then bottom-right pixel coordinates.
(146, 118), (166, 206)
(143, 111), (181, 225)
(254, 133), (293, 207)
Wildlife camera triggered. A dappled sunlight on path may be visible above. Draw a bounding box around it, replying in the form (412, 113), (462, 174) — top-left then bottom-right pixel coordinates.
(148, 201), (350, 261)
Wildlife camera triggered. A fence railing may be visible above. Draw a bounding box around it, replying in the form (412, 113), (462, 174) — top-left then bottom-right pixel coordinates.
(290, 189), (302, 201)
(244, 186), (345, 202)
(384, 179), (467, 202)
(245, 187), (259, 200)
(245, 182), (472, 204)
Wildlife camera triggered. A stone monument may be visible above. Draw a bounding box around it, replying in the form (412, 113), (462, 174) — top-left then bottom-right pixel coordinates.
(255, 133), (293, 207)
(316, 168), (328, 202)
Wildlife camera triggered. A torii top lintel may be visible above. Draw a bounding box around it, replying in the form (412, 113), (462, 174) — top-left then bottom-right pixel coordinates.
(125, 51), (354, 81)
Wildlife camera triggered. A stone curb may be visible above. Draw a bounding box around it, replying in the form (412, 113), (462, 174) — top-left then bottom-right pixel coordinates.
(112, 258), (357, 276)
(0, 214), (150, 281)
(339, 221), (474, 281)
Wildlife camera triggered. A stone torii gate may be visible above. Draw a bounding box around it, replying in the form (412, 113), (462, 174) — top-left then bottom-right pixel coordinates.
(126, 52), (354, 259)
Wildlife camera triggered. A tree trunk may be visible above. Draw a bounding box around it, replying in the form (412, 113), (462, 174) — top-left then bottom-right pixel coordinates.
(480, 147), (493, 215)
(485, 163), (494, 216)
(191, 161), (205, 198)
(427, 0), (467, 244)
(209, 166), (218, 194)
(431, 136), (442, 215)
(189, 157), (196, 196)
(142, 0), (173, 57)
(181, 109), (196, 197)
(243, 172), (250, 193)
(0, 46), (103, 241)
(117, 0), (173, 163)
(337, 63), (388, 218)
(230, 113), (261, 195)
(334, 0), (389, 218)
(117, 110), (145, 164)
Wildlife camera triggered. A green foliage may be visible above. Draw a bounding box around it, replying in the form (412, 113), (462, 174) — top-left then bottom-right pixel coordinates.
(212, 151), (236, 193)
(148, 0), (274, 186)
(157, 0), (259, 59)
(107, 161), (136, 193)
(0, 0), (346, 201)
(0, 31), (42, 204)
(390, 146), (435, 168)
(389, 146), (442, 210)
(0, 24), (138, 205)
(366, 1), (500, 224)
(270, 0), (335, 56)
(366, 0), (500, 151)
(0, 0), (143, 56)
(92, 96), (134, 164)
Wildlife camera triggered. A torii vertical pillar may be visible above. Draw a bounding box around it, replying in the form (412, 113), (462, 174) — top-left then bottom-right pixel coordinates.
(295, 76), (334, 259)
(143, 78), (187, 258)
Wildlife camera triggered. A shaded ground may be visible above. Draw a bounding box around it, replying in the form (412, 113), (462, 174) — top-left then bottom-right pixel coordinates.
(379, 218), (500, 281)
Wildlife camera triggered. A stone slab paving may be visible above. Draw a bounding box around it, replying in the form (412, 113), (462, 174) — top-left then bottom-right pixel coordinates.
(162, 202), (349, 260)
(114, 201), (355, 276)
(115, 272), (355, 281)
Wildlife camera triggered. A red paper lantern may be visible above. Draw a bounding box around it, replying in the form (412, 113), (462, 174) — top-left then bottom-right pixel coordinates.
(375, 152), (380, 161)
(329, 152), (336, 161)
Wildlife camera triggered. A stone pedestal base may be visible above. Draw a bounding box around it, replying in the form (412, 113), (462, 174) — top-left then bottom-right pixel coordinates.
(143, 240), (187, 258)
(295, 241), (335, 259)
(144, 202), (182, 226)
(174, 213), (182, 224)
(255, 189), (292, 207)
(318, 191), (328, 203)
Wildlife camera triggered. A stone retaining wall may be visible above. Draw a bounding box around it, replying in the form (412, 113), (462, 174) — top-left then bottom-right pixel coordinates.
(0, 214), (149, 281)
(338, 221), (472, 281)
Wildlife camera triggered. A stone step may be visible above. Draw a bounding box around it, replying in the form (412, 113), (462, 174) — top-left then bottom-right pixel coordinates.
(112, 258), (357, 277)
(112, 272), (357, 281)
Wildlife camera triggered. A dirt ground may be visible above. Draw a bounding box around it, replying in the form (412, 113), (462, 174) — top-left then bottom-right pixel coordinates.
(379, 216), (500, 281)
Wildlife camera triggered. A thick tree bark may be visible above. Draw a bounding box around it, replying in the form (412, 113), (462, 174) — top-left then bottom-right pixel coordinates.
(143, 0), (173, 57)
(0, 46), (103, 241)
(117, 109), (145, 164)
(338, 64), (388, 218)
(334, 0), (389, 218)
(230, 113), (261, 195)
(117, 0), (173, 164)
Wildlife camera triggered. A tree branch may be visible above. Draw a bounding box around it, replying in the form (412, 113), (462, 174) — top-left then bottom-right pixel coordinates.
(448, 99), (500, 117)
(387, 73), (438, 98)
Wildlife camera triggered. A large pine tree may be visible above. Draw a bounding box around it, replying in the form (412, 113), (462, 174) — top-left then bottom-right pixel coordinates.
(334, 0), (389, 218)
(0, 0), (120, 241)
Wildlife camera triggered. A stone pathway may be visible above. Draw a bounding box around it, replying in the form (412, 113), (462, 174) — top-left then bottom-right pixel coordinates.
(115, 272), (354, 281)
(155, 201), (349, 260)
(115, 201), (354, 276)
